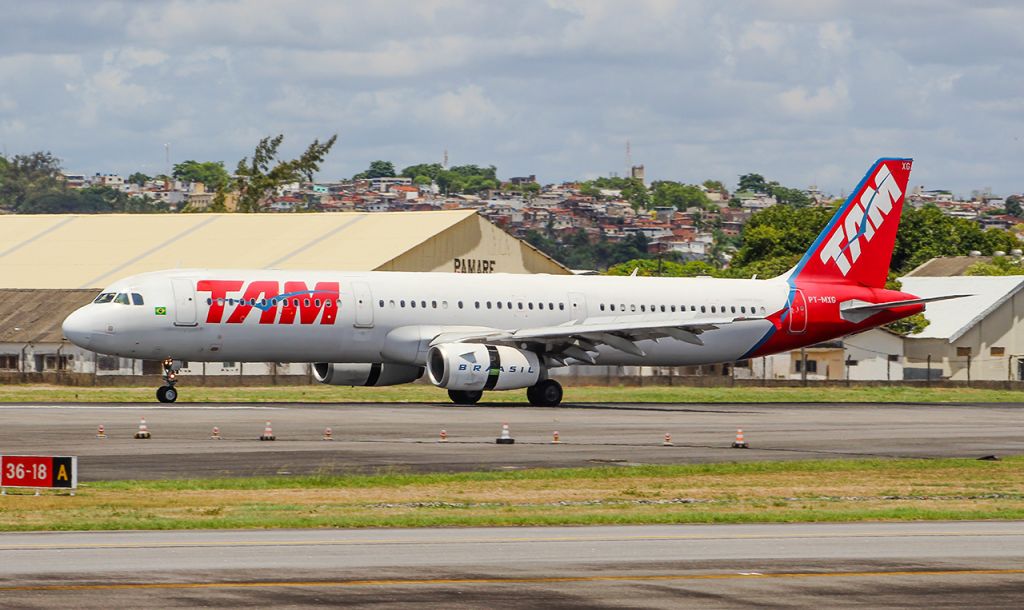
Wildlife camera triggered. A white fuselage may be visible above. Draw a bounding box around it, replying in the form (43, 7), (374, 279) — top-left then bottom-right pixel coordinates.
(62, 269), (790, 367)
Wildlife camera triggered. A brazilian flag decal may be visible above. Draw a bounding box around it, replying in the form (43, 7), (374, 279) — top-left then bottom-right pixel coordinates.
(154, 306), (167, 316)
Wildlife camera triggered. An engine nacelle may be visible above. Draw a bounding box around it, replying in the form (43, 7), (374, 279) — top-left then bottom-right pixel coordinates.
(426, 343), (542, 391)
(312, 362), (423, 386)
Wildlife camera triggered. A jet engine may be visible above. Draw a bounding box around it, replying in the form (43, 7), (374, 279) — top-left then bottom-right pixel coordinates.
(312, 362), (423, 386)
(426, 343), (542, 391)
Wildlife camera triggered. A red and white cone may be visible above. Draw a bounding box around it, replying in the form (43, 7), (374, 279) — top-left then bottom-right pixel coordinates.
(732, 428), (749, 449)
(663, 432), (673, 446)
(439, 429), (448, 443)
(322, 427), (333, 441)
(134, 418), (151, 439)
(496, 423), (515, 444)
(210, 426), (222, 440)
(260, 421), (276, 441)
(96, 424), (107, 439)
(552, 430), (561, 444)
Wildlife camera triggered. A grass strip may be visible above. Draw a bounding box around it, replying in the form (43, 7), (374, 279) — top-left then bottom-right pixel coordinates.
(1, 457), (1021, 531)
(2, 384), (1024, 404)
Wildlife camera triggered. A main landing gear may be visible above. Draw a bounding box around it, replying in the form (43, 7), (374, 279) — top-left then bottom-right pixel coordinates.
(448, 390), (483, 405)
(527, 379), (563, 407)
(156, 358), (179, 403)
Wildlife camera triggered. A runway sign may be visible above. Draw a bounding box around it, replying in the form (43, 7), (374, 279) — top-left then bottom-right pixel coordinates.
(1, 456), (77, 489)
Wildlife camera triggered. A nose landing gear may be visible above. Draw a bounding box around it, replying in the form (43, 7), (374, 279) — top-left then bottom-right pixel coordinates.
(156, 358), (180, 403)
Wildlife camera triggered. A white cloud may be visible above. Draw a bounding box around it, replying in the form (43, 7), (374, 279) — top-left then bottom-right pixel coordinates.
(778, 80), (850, 117)
(0, 1), (1022, 194)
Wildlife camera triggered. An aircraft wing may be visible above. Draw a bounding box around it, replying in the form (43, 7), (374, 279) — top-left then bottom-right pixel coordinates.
(429, 316), (761, 364)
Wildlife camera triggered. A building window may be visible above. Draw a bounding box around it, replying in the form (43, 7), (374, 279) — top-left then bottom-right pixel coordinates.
(795, 359), (818, 373)
(991, 346), (1006, 356)
(956, 347), (972, 357)
(223, 361), (237, 368)
(0, 355), (18, 370)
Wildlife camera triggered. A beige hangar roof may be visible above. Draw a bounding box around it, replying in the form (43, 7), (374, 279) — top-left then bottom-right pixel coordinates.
(0, 211), (568, 289)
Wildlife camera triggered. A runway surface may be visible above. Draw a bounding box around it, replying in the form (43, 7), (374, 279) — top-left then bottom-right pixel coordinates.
(0, 521), (1020, 607)
(0, 401), (1021, 480)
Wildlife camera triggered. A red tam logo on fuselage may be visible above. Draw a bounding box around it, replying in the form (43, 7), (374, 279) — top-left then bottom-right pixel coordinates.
(818, 163), (903, 276)
(196, 280), (340, 325)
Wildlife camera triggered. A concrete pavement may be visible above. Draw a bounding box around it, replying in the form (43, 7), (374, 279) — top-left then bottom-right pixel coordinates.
(0, 522), (1021, 607)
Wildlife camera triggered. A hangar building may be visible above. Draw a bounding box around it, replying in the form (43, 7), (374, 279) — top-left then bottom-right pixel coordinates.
(0, 211), (568, 380)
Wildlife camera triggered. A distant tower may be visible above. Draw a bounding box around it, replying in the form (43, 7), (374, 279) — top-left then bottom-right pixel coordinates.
(625, 139), (632, 176)
(443, 148), (448, 170)
(630, 164), (646, 186)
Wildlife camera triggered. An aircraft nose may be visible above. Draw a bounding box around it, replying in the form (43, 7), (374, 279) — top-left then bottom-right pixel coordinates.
(62, 307), (95, 348)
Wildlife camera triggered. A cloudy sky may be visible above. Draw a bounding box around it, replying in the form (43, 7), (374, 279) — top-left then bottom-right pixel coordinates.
(1, 0), (1021, 195)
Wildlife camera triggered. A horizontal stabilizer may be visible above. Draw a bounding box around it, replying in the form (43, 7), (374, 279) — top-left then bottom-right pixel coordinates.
(839, 294), (971, 323)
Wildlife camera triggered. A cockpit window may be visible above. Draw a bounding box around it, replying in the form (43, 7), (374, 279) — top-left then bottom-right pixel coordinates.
(131, 293), (144, 305)
(114, 293), (130, 305)
(94, 292), (116, 304)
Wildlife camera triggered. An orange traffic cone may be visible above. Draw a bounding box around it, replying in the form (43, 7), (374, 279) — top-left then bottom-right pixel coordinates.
(134, 418), (151, 439)
(552, 430), (561, 444)
(496, 423), (515, 445)
(322, 427), (334, 441)
(96, 424), (107, 439)
(732, 428), (749, 449)
(439, 429), (448, 443)
(663, 433), (673, 446)
(210, 426), (222, 440)
(260, 421), (276, 441)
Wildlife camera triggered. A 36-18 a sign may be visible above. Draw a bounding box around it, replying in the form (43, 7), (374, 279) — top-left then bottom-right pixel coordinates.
(0, 455), (77, 489)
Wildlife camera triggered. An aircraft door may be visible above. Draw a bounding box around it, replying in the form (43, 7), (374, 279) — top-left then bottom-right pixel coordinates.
(352, 282), (374, 328)
(568, 292), (588, 322)
(170, 278), (198, 327)
(788, 288), (807, 334)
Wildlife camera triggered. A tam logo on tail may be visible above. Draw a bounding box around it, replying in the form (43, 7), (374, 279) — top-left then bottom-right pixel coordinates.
(794, 158), (912, 289)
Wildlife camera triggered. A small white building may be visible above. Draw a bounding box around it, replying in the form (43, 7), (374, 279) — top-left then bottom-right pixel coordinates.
(899, 275), (1024, 381)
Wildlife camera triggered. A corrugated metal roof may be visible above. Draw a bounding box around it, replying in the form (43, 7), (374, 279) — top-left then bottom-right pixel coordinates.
(0, 289), (96, 343)
(904, 256), (992, 277)
(899, 275), (1024, 341)
(0, 211), (478, 289)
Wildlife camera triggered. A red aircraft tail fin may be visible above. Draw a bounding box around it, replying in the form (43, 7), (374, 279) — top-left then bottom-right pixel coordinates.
(790, 158), (912, 288)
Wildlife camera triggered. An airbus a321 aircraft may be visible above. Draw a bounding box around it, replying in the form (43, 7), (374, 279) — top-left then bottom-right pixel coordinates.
(63, 158), (959, 405)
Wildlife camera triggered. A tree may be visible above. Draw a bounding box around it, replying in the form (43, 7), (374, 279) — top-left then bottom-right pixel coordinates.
(353, 160), (395, 180)
(607, 259), (719, 277)
(127, 172), (150, 187)
(1006, 195), (1023, 218)
(738, 173), (767, 193)
(965, 255), (1024, 276)
(400, 163), (444, 181)
(233, 134), (338, 213)
(651, 181), (710, 210)
(767, 184), (811, 207)
(703, 179), (725, 193)
(0, 151), (64, 212)
(172, 161), (230, 190)
(729, 203), (834, 268)
(892, 204), (1021, 272)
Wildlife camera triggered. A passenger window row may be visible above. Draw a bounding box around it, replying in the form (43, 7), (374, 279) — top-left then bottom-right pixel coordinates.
(378, 299), (566, 311)
(597, 303), (764, 315)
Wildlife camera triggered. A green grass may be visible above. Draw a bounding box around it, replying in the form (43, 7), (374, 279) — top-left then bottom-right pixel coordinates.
(2, 383), (1023, 404)
(2, 458), (1021, 531)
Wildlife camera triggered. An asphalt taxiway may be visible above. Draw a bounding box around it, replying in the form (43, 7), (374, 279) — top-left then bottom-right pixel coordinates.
(0, 522), (1020, 608)
(0, 401), (1020, 480)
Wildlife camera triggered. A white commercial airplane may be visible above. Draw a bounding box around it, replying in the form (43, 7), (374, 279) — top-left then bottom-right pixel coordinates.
(63, 158), (958, 405)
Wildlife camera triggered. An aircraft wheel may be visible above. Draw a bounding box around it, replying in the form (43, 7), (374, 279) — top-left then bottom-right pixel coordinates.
(528, 379), (563, 407)
(448, 389), (483, 405)
(157, 385), (178, 403)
